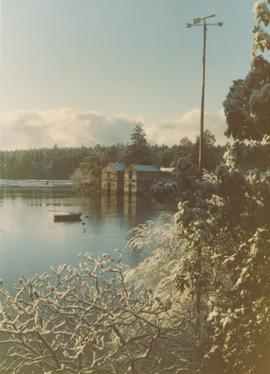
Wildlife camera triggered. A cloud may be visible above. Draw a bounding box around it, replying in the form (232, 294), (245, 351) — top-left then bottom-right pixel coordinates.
(146, 108), (228, 146)
(0, 107), (228, 150)
(0, 109), (138, 150)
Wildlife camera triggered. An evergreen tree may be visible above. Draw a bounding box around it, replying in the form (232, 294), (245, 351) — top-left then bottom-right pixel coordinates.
(223, 1), (270, 143)
(192, 129), (220, 171)
(201, 3), (270, 372)
(122, 123), (151, 164)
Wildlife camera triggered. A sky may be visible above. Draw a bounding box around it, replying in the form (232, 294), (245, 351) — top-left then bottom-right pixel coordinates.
(0, 0), (255, 150)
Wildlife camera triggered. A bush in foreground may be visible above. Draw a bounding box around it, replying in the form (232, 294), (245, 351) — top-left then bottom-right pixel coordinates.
(0, 253), (196, 374)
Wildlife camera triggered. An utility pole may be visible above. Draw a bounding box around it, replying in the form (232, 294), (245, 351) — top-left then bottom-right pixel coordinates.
(186, 14), (223, 356)
(187, 15), (223, 179)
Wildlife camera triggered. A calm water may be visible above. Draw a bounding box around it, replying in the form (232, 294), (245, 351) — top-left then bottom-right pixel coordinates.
(0, 184), (175, 291)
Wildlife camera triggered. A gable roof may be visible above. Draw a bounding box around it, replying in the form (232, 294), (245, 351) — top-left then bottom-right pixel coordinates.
(132, 164), (160, 172)
(110, 162), (126, 171)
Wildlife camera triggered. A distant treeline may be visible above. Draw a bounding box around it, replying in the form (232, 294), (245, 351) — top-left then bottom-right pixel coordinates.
(0, 134), (226, 180)
(0, 146), (89, 179)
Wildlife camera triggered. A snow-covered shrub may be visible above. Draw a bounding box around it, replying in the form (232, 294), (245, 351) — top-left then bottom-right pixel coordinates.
(0, 253), (196, 374)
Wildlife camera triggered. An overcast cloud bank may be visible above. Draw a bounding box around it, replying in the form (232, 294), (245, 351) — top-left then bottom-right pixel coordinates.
(0, 108), (228, 150)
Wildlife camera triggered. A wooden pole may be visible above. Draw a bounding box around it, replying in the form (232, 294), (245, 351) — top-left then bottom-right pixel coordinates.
(199, 22), (207, 180)
(196, 21), (207, 356)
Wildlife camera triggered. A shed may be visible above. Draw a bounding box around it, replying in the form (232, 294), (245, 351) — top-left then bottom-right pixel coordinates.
(124, 164), (160, 195)
(101, 163), (125, 195)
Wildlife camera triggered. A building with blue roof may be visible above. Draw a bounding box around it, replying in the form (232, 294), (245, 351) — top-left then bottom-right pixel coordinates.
(124, 164), (160, 196)
(101, 163), (160, 196)
(111, 163), (126, 171)
(132, 165), (159, 172)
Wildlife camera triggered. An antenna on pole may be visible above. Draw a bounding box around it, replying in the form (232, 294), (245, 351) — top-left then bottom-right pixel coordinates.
(186, 14), (223, 179)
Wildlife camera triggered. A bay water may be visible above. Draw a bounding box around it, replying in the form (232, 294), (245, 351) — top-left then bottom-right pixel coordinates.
(0, 181), (175, 291)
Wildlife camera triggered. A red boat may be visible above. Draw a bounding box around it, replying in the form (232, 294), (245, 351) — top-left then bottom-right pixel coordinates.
(54, 211), (82, 222)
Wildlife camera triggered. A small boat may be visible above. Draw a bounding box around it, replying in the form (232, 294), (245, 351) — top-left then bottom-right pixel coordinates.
(54, 211), (82, 222)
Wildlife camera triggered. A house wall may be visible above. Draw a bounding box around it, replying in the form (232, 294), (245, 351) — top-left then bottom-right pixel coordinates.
(117, 171), (124, 194)
(123, 166), (137, 195)
(136, 171), (160, 193)
(101, 164), (118, 194)
(101, 164), (124, 194)
(124, 167), (160, 195)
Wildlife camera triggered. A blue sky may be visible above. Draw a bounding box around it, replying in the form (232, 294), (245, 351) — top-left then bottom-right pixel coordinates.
(0, 0), (255, 149)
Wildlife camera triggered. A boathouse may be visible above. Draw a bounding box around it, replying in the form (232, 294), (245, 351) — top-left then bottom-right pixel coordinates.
(124, 164), (160, 195)
(101, 163), (125, 195)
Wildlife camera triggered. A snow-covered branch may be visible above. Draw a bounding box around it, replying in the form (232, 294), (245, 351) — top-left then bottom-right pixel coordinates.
(0, 253), (195, 373)
(253, 1), (270, 52)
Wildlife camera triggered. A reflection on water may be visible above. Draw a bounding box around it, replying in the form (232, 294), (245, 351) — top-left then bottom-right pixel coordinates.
(100, 192), (119, 216)
(0, 187), (175, 291)
(123, 193), (137, 217)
